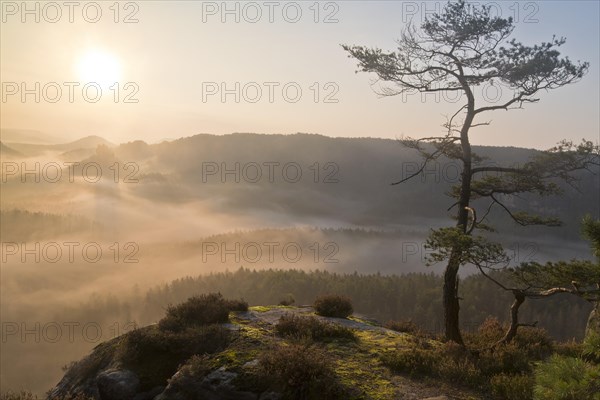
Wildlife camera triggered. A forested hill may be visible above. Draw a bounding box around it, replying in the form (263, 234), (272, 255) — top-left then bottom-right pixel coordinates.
(113, 133), (598, 240)
(5, 132), (597, 245)
(139, 268), (591, 342)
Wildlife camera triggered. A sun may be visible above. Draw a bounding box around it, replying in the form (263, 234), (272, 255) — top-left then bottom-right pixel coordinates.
(77, 50), (122, 87)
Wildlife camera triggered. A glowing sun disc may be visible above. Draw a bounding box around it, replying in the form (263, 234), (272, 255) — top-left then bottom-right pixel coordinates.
(77, 50), (121, 86)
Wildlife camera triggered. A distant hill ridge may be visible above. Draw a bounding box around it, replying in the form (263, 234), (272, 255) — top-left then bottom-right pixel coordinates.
(0, 141), (23, 157)
(119, 132), (595, 236)
(4, 135), (115, 158)
(5, 131), (598, 246)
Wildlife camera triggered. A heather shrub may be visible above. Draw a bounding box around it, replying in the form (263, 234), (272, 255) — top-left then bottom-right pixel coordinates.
(121, 325), (229, 363)
(513, 327), (554, 359)
(258, 343), (348, 399)
(464, 317), (504, 347)
(554, 339), (583, 358)
(118, 324), (230, 389)
(382, 325), (539, 395)
(460, 318), (551, 378)
(465, 317), (553, 360)
(435, 354), (484, 388)
(1, 393), (94, 400)
(275, 314), (355, 342)
(380, 348), (440, 377)
(278, 293), (295, 306)
(490, 373), (534, 400)
(158, 293), (246, 332)
(385, 319), (420, 334)
(477, 342), (533, 376)
(313, 295), (353, 318)
(0, 392), (38, 400)
(179, 354), (214, 379)
(226, 298), (249, 312)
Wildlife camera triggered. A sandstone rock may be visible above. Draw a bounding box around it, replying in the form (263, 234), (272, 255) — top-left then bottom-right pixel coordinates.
(97, 369), (140, 400)
(258, 392), (283, 400)
(133, 386), (164, 400)
(155, 367), (257, 400)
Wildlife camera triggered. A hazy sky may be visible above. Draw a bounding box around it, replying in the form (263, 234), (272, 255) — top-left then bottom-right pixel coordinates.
(1, 0), (598, 148)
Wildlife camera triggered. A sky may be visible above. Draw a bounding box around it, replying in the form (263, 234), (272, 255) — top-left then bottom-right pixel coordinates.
(1, 0), (599, 149)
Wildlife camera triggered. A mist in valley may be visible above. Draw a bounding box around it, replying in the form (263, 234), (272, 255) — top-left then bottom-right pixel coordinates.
(1, 132), (598, 394)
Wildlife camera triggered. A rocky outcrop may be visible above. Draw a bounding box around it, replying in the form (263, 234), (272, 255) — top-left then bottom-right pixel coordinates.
(46, 339), (118, 400)
(156, 367), (260, 400)
(46, 306), (480, 400)
(97, 369), (139, 400)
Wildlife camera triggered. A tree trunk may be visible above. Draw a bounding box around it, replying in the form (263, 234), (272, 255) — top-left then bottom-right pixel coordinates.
(585, 300), (600, 338)
(497, 291), (525, 345)
(442, 98), (474, 345)
(443, 253), (463, 344)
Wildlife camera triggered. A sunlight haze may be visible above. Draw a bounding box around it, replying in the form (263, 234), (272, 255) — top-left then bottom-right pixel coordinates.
(1, 1), (598, 148)
(1, 1), (599, 397)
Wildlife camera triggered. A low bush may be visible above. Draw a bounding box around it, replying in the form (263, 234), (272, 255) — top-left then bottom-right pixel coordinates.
(226, 298), (249, 312)
(465, 317), (504, 347)
(121, 325), (230, 364)
(435, 354), (484, 388)
(275, 313), (356, 342)
(385, 319), (420, 334)
(313, 295), (353, 318)
(380, 348), (439, 377)
(158, 293), (246, 332)
(554, 340), (583, 358)
(583, 331), (600, 363)
(0, 392), (38, 400)
(178, 354), (214, 379)
(1, 392), (93, 400)
(490, 373), (534, 400)
(533, 354), (600, 400)
(381, 323), (540, 396)
(118, 324), (230, 389)
(459, 318), (551, 379)
(258, 343), (348, 399)
(278, 293), (295, 306)
(382, 343), (535, 392)
(464, 317), (553, 360)
(513, 327), (554, 359)
(477, 342), (533, 376)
